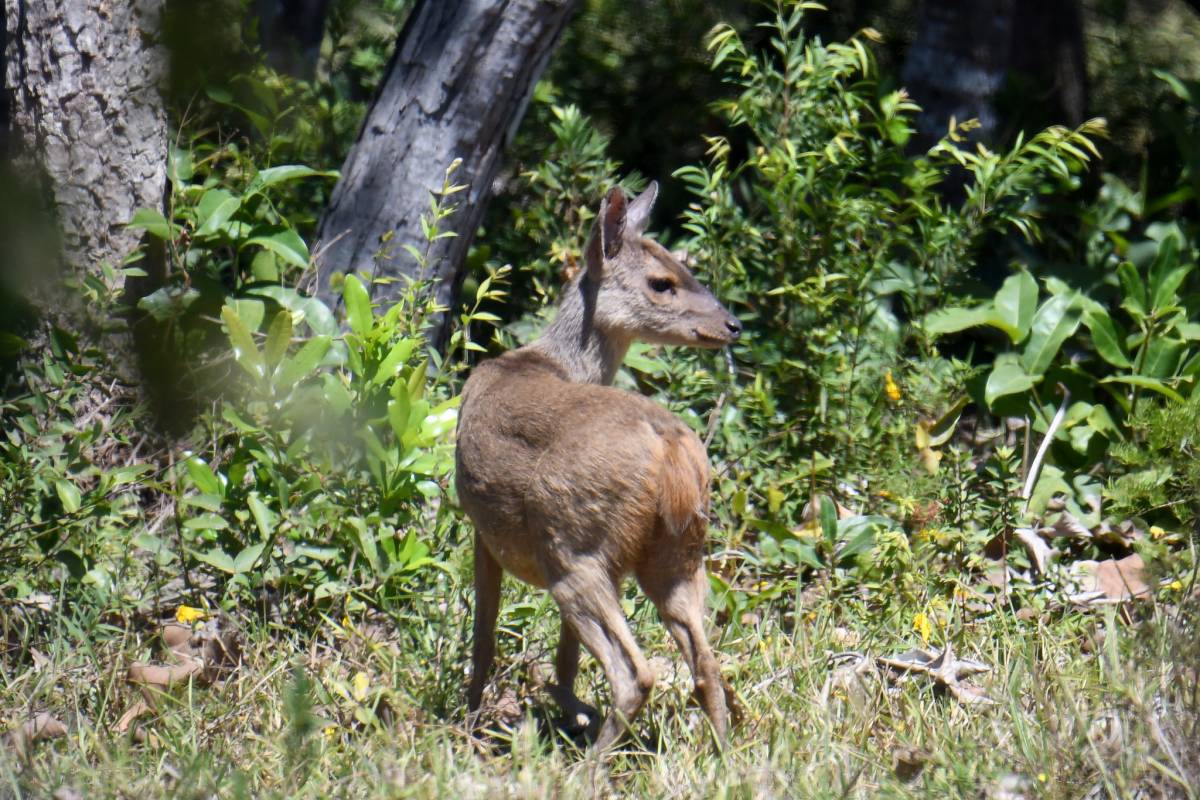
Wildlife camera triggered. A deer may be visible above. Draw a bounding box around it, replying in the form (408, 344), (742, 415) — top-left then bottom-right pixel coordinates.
(455, 182), (742, 750)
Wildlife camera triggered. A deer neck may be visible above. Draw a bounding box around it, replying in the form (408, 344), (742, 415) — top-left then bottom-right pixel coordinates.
(528, 274), (630, 386)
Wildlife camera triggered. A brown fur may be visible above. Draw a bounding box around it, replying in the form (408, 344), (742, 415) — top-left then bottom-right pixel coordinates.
(456, 183), (741, 750)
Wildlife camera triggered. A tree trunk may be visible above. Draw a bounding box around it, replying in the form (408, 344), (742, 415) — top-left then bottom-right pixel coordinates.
(314, 0), (580, 349)
(901, 0), (1088, 151)
(256, 0), (331, 79)
(3, 0), (168, 280)
(900, 0), (1015, 150)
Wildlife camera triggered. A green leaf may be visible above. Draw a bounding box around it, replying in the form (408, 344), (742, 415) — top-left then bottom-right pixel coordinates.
(1141, 337), (1185, 379)
(55, 480), (81, 514)
(388, 394), (413, 439)
(247, 494), (276, 539)
(1100, 374), (1185, 403)
(1082, 308), (1131, 368)
(195, 188), (242, 236)
(245, 165), (338, 195)
(184, 513), (229, 531)
(985, 355), (1039, 407)
(245, 226), (310, 270)
(128, 208), (175, 240)
(372, 338), (418, 386)
(922, 305), (996, 337)
(1020, 293), (1081, 376)
(1117, 262), (1147, 319)
(221, 304), (265, 378)
(263, 310), (293, 372)
(275, 336), (332, 390)
(1147, 232), (1181, 310)
(1152, 266), (1192, 313)
(228, 298), (265, 332)
(343, 274), (373, 337)
(836, 515), (892, 564)
(994, 271), (1038, 342)
(195, 548), (238, 574)
(185, 457), (223, 496)
(818, 496), (837, 547)
(233, 543), (266, 573)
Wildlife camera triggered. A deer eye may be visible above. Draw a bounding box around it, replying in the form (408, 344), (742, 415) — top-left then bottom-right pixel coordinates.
(648, 277), (675, 294)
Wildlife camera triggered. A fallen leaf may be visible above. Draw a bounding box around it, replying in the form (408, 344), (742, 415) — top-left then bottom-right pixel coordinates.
(1013, 527), (1055, 575)
(114, 699), (154, 734)
(9, 712), (67, 760)
(128, 657), (204, 690)
(1068, 554), (1150, 604)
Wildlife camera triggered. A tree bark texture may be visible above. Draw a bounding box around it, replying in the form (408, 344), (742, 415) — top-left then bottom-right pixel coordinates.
(3, 0), (168, 278)
(901, 0), (1015, 150)
(901, 0), (1087, 153)
(314, 0), (580, 349)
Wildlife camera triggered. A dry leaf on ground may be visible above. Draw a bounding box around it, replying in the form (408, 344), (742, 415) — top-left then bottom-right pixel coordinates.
(1068, 554), (1150, 605)
(8, 712), (67, 760)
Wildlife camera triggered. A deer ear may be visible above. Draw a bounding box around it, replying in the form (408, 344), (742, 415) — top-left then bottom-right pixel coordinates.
(625, 180), (658, 236)
(599, 186), (628, 261)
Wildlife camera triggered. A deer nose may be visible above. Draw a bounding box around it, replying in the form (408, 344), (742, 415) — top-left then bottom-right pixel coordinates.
(725, 316), (742, 339)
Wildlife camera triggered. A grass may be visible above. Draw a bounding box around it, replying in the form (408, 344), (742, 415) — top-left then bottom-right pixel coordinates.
(3, 562), (1197, 799)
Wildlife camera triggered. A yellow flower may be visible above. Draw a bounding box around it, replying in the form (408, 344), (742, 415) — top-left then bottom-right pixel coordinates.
(323, 725), (338, 739)
(1037, 773), (1048, 783)
(352, 671), (370, 702)
(1169, 580), (1183, 591)
(1150, 525), (1166, 539)
(175, 605), (206, 624)
(884, 371), (902, 402)
(912, 612), (933, 644)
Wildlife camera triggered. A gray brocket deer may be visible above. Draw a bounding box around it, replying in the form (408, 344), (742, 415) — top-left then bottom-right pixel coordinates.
(455, 182), (742, 750)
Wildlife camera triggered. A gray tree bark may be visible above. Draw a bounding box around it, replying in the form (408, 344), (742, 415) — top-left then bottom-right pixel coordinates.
(314, 0), (580, 349)
(901, 0), (1088, 151)
(3, 0), (168, 280)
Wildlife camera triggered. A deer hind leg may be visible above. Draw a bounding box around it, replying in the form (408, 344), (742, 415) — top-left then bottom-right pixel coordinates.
(637, 561), (730, 746)
(468, 532), (502, 715)
(550, 571), (654, 750)
(548, 621), (599, 735)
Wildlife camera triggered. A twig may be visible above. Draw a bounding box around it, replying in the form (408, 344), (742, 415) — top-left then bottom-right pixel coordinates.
(1022, 383), (1070, 513)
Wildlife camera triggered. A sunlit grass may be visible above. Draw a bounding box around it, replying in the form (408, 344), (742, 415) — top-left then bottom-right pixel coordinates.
(3, 575), (1196, 799)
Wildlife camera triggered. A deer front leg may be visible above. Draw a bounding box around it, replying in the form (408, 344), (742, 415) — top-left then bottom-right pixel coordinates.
(638, 561), (731, 747)
(550, 572), (654, 750)
(468, 532), (502, 716)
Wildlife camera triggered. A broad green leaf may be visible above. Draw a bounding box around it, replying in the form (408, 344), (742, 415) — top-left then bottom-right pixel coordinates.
(168, 143), (193, 185)
(985, 355), (1039, 407)
(1152, 266), (1192, 312)
(247, 494), (276, 539)
(263, 310), (293, 372)
(994, 271), (1038, 342)
(1100, 374), (1185, 404)
(185, 457), (222, 496)
(55, 480), (81, 513)
(1082, 308), (1131, 368)
(195, 548), (237, 574)
(183, 513), (229, 531)
(407, 360), (428, 402)
(228, 298), (265, 332)
(233, 543), (266, 573)
(388, 394), (413, 439)
(195, 188), (241, 236)
(246, 227), (310, 270)
(836, 515), (893, 564)
(1147, 232), (1180, 308)
(1141, 337), (1185, 379)
(922, 305), (996, 337)
(275, 336), (331, 390)
(343, 274), (372, 337)
(221, 304), (265, 378)
(372, 338), (418, 386)
(1020, 294), (1081, 376)
(1117, 262), (1147, 319)
(245, 165), (338, 195)
(128, 208), (175, 240)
